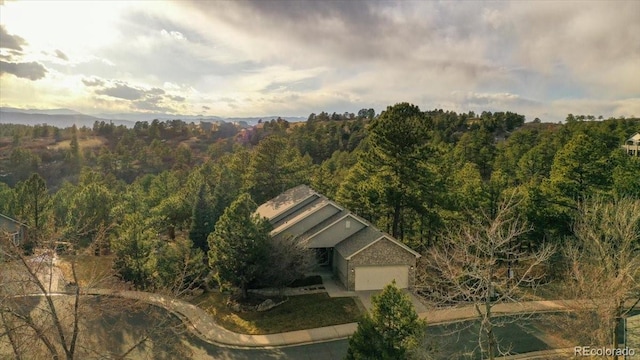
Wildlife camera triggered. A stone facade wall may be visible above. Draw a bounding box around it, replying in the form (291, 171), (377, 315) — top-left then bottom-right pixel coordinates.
(347, 238), (417, 291)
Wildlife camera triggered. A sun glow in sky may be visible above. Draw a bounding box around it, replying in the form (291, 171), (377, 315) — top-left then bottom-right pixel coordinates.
(0, 0), (639, 121)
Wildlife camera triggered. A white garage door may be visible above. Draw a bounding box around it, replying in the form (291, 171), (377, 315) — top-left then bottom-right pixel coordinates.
(354, 265), (409, 291)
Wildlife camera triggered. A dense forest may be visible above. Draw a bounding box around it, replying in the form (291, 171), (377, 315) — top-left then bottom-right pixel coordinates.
(1, 103), (639, 290)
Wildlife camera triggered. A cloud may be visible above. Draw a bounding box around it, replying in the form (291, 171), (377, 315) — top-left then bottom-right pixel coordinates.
(82, 77), (105, 87)
(89, 79), (187, 113)
(1, 1), (638, 121)
(202, 105), (210, 110)
(133, 95), (168, 112)
(460, 92), (540, 108)
(54, 49), (69, 61)
(148, 87), (165, 95)
(0, 60), (47, 80)
(160, 29), (186, 41)
(0, 25), (27, 51)
(0, 49), (22, 61)
(95, 82), (145, 100)
(168, 94), (185, 102)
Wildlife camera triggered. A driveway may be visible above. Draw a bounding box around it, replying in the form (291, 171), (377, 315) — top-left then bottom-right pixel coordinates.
(355, 289), (429, 313)
(320, 273), (428, 313)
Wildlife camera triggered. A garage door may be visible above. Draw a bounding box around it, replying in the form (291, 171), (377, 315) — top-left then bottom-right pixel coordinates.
(354, 265), (409, 291)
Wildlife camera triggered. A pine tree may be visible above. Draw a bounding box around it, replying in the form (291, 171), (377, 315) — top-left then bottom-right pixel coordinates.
(346, 281), (425, 359)
(207, 193), (271, 299)
(14, 173), (52, 250)
(189, 184), (214, 253)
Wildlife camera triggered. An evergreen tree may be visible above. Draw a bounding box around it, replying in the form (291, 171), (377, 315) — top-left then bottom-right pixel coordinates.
(67, 124), (81, 172)
(207, 193), (271, 299)
(112, 213), (157, 289)
(14, 173), (52, 250)
(346, 281), (425, 359)
(189, 184), (215, 253)
(244, 135), (311, 204)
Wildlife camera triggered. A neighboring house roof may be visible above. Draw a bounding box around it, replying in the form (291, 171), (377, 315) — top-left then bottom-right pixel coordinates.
(258, 185), (421, 259)
(627, 133), (640, 143)
(0, 213), (27, 227)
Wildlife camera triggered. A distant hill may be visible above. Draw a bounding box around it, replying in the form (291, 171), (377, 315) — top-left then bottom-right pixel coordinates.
(0, 107), (84, 115)
(0, 110), (134, 128)
(0, 107), (307, 128)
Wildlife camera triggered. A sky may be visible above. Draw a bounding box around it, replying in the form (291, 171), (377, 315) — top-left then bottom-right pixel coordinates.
(0, 0), (639, 122)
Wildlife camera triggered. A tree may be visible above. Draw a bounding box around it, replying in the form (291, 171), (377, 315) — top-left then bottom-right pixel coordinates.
(611, 151), (640, 197)
(346, 281), (425, 359)
(66, 124), (81, 173)
(0, 231), (191, 359)
(8, 148), (41, 185)
(154, 237), (208, 296)
(65, 182), (114, 250)
(548, 132), (611, 201)
(189, 184), (215, 253)
(111, 213), (157, 289)
(339, 103), (436, 243)
(14, 173), (52, 250)
(363, 103), (432, 240)
(418, 195), (555, 360)
(207, 193), (271, 299)
(258, 234), (315, 291)
(562, 197), (640, 358)
(244, 135), (311, 204)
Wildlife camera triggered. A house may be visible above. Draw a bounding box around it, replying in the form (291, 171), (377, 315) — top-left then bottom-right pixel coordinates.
(256, 185), (421, 291)
(622, 133), (640, 157)
(0, 213), (28, 246)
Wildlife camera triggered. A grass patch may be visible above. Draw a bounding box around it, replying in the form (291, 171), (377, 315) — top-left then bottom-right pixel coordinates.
(57, 255), (119, 288)
(519, 280), (567, 301)
(192, 292), (361, 334)
(51, 136), (106, 150)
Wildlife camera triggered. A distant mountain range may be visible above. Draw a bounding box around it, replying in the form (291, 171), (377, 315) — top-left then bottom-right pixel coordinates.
(0, 107), (306, 128)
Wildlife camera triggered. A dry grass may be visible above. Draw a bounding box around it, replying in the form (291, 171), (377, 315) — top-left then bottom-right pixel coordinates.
(192, 292), (361, 334)
(50, 136), (106, 150)
(57, 254), (121, 288)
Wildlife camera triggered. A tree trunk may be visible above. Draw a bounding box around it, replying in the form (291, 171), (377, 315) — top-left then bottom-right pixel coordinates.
(241, 282), (248, 300)
(392, 202), (401, 239)
(486, 285), (496, 360)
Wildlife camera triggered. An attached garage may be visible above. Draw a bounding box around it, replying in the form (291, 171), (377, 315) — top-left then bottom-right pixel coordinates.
(354, 265), (409, 291)
(335, 228), (421, 291)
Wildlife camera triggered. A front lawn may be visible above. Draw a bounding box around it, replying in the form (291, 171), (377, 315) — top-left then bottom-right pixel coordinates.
(192, 292), (361, 334)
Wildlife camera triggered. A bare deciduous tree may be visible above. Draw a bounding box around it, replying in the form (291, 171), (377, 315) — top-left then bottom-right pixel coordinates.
(416, 196), (555, 360)
(562, 197), (640, 359)
(0, 231), (191, 359)
(259, 234), (316, 292)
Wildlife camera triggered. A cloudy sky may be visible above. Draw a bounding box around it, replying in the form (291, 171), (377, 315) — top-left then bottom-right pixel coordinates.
(0, 0), (638, 122)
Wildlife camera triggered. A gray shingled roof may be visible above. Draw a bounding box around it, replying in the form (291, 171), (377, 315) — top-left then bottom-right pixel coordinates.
(297, 209), (348, 240)
(334, 226), (383, 258)
(257, 185), (420, 259)
(0, 213), (26, 226)
(271, 195), (326, 229)
(255, 184), (316, 221)
(271, 198), (330, 236)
